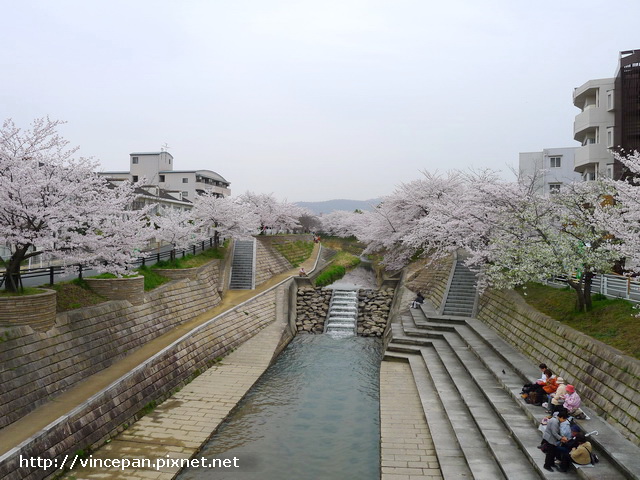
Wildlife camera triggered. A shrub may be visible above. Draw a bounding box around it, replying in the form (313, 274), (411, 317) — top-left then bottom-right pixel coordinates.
(315, 265), (346, 287)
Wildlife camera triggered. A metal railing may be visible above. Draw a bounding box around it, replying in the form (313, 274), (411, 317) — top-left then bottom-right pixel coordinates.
(547, 273), (640, 303)
(1, 237), (220, 288)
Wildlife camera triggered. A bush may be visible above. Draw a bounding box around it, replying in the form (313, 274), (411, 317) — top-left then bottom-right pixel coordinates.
(314, 265), (346, 287)
(136, 266), (171, 291)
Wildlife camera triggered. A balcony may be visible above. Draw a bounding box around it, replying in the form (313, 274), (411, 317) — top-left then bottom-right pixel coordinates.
(573, 108), (613, 139)
(574, 143), (613, 171)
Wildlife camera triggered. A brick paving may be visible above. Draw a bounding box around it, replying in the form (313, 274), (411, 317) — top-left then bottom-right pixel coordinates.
(380, 360), (443, 480)
(62, 315), (288, 479)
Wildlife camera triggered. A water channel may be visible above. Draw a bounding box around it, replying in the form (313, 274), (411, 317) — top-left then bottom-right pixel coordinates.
(177, 265), (384, 480)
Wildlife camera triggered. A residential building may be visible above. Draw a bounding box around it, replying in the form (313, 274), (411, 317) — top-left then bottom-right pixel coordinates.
(100, 151), (231, 201)
(519, 147), (581, 195)
(573, 49), (640, 180)
(614, 49), (640, 175)
(573, 77), (615, 180)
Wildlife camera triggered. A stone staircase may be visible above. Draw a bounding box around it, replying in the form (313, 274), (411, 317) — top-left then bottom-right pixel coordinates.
(441, 257), (477, 317)
(229, 239), (255, 289)
(383, 302), (640, 480)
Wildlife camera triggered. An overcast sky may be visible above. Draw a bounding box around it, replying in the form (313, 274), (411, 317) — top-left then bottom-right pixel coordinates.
(2, 1), (639, 202)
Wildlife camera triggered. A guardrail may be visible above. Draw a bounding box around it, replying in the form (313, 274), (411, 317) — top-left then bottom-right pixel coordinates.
(0, 237), (220, 288)
(547, 273), (640, 303)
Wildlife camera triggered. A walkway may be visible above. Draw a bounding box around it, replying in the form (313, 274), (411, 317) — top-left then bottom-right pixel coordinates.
(0, 243), (321, 465)
(380, 360), (443, 480)
(62, 313), (289, 479)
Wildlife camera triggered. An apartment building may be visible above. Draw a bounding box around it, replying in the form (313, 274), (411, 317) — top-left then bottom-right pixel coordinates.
(519, 147), (581, 195)
(573, 49), (640, 180)
(100, 151), (231, 201)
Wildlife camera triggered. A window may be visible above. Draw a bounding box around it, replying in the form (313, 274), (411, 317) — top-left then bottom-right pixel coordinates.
(182, 178), (188, 183)
(607, 127), (614, 148)
(549, 183), (561, 194)
(132, 156), (139, 164)
(159, 175), (165, 182)
(132, 175), (138, 182)
(606, 164), (614, 179)
(549, 156), (561, 168)
(182, 191), (189, 197)
(607, 90), (614, 110)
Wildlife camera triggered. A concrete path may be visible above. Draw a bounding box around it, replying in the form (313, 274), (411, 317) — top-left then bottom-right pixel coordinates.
(0, 243), (320, 459)
(380, 360), (443, 480)
(61, 312), (290, 479)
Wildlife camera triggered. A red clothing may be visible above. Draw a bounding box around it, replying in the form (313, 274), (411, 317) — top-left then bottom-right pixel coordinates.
(543, 377), (558, 394)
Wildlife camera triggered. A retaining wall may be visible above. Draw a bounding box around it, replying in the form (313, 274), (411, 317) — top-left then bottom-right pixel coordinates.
(0, 280), (289, 480)
(405, 254), (454, 309)
(254, 237), (295, 286)
(0, 259), (222, 430)
(0, 290), (56, 331)
(477, 288), (640, 445)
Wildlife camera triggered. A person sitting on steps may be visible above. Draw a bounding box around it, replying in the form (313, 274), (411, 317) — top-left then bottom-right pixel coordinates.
(411, 292), (425, 309)
(541, 408), (570, 472)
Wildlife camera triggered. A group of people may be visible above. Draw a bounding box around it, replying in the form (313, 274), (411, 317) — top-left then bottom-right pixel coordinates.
(522, 363), (594, 472)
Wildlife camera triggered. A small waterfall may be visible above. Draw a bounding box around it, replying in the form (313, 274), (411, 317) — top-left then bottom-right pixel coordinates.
(324, 289), (358, 337)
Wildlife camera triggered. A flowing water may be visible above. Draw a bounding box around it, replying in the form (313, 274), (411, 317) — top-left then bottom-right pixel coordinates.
(177, 334), (383, 480)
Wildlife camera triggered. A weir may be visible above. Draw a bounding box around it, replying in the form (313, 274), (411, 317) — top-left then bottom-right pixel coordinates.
(323, 289), (358, 337)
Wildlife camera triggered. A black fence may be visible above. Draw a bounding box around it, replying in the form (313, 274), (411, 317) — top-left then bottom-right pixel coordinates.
(1, 237), (219, 289)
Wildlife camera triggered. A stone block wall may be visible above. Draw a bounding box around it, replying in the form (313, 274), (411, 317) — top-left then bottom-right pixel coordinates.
(405, 254), (453, 310)
(255, 237), (293, 286)
(477, 288), (640, 445)
(84, 276), (145, 305)
(0, 281), (288, 480)
(0, 290), (56, 331)
(0, 260), (222, 430)
(294, 286), (396, 337)
(295, 286), (331, 333)
(357, 287), (395, 337)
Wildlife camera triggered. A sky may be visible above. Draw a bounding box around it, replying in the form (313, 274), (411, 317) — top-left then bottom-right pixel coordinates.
(2, 1), (639, 202)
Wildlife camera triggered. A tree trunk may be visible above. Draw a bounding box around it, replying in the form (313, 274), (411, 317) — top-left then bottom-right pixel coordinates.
(3, 246), (29, 293)
(214, 230), (220, 248)
(567, 273), (594, 312)
(567, 278), (586, 312)
(583, 272), (594, 311)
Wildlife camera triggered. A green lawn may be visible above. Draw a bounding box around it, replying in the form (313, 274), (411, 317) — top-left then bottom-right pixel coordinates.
(516, 283), (640, 359)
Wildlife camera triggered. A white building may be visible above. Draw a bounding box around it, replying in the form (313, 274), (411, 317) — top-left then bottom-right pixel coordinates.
(572, 78), (616, 180)
(519, 147), (582, 195)
(100, 151), (231, 201)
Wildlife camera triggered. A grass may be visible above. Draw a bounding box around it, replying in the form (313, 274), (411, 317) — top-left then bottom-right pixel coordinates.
(314, 250), (361, 287)
(136, 266), (171, 291)
(515, 282), (640, 359)
(0, 287), (48, 297)
(49, 279), (107, 312)
(272, 240), (314, 267)
(320, 235), (366, 256)
(151, 246), (225, 269)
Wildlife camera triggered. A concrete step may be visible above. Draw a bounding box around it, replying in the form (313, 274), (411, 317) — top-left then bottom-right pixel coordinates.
(230, 239), (255, 289)
(388, 342), (510, 479)
(390, 336), (567, 479)
(406, 309), (639, 479)
(383, 351), (476, 480)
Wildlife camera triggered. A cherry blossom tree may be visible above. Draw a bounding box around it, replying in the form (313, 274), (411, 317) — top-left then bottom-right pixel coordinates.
(191, 193), (260, 246)
(319, 210), (363, 238)
(600, 150), (640, 273)
(404, 171), (623, 311)
(0, 118), (153, 292)
(326, 171), (462, 270)
(151, 207), (200, 259)
(235, 191), (304, 233)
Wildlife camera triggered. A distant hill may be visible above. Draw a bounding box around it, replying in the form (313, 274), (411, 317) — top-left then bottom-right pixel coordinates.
(296, 198), (381, 215)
